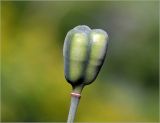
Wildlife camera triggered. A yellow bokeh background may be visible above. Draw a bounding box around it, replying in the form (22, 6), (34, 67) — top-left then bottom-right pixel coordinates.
(1, 1), (159, 122)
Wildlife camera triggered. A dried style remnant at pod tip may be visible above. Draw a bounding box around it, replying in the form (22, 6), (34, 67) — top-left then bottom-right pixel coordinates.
(63, 25), (109, 87)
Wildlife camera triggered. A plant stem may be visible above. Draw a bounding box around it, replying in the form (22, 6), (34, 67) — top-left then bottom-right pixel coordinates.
(67, 84), (84, 123)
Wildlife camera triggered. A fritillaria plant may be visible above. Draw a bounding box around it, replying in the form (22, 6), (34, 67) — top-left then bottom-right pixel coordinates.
(63, 25), (109, 123)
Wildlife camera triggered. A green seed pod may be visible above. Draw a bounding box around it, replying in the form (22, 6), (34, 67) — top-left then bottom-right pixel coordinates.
(63, 25), (109, 86)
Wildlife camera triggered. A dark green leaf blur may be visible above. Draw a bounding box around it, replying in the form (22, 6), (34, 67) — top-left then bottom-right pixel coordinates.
(1, 1), (159, 122)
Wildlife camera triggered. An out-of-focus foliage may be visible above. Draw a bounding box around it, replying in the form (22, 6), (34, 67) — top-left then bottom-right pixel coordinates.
(1, 1), (159, 122)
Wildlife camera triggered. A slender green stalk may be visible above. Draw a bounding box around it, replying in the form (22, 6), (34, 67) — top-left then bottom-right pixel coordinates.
(67, 84), (84, 123)
(67, 95), (80, 123)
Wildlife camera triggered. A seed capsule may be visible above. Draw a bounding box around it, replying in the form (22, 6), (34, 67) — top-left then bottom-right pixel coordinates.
(63, 25), (108, 86)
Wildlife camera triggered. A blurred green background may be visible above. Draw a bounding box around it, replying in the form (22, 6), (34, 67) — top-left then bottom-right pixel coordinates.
(1, 1), (159, 122)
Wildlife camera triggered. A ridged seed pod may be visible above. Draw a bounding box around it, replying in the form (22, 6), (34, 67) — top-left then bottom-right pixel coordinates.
(63, 25), (109, 86)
